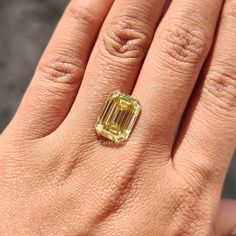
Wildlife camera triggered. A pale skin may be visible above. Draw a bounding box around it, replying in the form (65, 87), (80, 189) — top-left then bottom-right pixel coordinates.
(0, 0), (236, 235)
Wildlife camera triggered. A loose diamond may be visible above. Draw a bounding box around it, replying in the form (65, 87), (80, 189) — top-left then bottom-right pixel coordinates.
(95, 91), (141, 143)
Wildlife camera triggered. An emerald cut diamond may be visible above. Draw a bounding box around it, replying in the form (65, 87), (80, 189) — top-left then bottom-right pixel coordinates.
(95, 91), (141, 143)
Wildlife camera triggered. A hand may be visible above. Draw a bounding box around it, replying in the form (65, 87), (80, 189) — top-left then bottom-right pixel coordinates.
(0, 0), (235, 235)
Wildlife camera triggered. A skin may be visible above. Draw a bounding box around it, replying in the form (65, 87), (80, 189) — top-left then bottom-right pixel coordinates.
(0, 0), (235, 235)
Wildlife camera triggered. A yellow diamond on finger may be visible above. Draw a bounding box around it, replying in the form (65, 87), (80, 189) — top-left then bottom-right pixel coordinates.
(95, 91), (141, 143)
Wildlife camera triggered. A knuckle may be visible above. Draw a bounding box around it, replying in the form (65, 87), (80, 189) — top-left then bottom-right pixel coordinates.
(37, 53), (84, 91)
(158, 21), (210, 64)
(203, 65), (236, 112)
(101, 15), (152, 62)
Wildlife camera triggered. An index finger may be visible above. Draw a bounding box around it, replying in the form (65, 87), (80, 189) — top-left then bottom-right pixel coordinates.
(9, 0), (113, 139)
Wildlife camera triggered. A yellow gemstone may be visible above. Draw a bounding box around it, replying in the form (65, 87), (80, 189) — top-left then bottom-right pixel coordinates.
(95, 91), (141, 143)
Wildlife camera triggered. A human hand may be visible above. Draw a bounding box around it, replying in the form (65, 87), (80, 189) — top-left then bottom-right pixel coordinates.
(0, 0), (236, 235)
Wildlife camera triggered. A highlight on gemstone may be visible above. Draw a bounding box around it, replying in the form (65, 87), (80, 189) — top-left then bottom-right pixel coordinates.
(95, 91), (141, 143)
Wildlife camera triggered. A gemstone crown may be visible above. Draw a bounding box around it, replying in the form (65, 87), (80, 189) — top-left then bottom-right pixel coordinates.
(95, 91), (141, 143)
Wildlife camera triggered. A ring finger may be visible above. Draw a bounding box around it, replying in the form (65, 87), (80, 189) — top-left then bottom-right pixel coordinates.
(132, 0), (223, 148)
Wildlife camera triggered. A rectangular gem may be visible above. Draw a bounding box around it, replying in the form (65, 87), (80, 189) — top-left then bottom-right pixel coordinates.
(95, 91), (141, 143)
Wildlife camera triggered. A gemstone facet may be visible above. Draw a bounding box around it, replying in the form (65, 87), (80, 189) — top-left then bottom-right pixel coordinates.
(95, 91), (141, 143)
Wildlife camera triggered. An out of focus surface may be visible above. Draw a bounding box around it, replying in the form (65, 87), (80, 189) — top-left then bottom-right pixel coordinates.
(0, 0), (235, 198)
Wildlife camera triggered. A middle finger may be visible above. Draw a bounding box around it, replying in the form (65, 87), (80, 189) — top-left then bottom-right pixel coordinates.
(62, 0), (166, 139)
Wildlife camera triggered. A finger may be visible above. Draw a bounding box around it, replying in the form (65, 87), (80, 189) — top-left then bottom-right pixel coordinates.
(174, 0), (236, 182)
(8, 0), (113, 139)
(214, 199), (236, 235)
(61, 0), (166, 140)
(132, 0), (223, 147)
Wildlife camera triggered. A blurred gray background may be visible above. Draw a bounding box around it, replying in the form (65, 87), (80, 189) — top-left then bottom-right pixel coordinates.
(0, 0), (235, 198)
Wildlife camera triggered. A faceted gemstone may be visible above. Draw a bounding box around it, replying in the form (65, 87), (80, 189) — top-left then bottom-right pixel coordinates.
(95, 91), (141, 143)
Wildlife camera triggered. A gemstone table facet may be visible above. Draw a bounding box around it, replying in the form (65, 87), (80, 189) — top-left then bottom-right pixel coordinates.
(95, 91), (141, 143)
